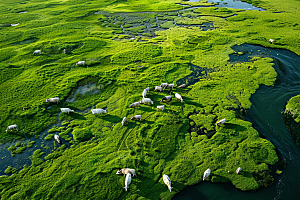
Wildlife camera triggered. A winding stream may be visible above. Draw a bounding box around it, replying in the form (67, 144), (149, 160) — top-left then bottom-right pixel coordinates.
(175, 44), (300, 199)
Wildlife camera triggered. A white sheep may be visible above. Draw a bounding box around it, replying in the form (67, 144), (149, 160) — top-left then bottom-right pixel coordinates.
(6, 124), (18, 132)
(157, 105), (165, 111)
(91, 108), (107, 115)
(60, 108), (74, 114)
(11, 23), (19, 26)
(216, 118), (226, 125)
(46, 97), (59, 104)
(167, 83), (174, 89)
(54, 134), (61, 144)
(33, 50), (41, 55)
(236, 167), (242, 174)
(140, 98), (153, 104)
(116, 168), (137, 177)
(155, 86), (163, 92)
(142, 89), (148, 98)
(160, 83), (168, 89)
(163, 174), (172, 192)
(175, 93), (183, 102)
(269, 39), (275, 44)
(129, 102), (140, 108)
(76, 61), (86, 66)
(124, 173), (132, 191)
(160, 95), (172, 102)
(203, 168), (211, 181)
(122, 117), (127, 126)
(178, 83), (187, 88)
(131, 115), (141, 120)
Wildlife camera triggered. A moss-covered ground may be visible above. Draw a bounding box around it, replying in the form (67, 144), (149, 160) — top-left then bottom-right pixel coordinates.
(1, 0), (300, 199)
(284, 95), (300, 146)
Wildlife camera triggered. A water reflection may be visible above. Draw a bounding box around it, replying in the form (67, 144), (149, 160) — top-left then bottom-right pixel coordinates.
(207, 0), (265, 11)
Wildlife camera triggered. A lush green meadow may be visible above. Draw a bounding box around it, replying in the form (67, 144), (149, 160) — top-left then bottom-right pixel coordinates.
(1, 0), (300, 199)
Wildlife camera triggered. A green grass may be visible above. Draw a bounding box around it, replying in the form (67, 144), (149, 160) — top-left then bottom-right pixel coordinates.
(44, 134), (54, 140)
(1, 0), (300, 199)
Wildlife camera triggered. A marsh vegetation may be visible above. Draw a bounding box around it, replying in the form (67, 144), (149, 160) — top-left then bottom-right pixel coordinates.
(1, 0), (300, 199)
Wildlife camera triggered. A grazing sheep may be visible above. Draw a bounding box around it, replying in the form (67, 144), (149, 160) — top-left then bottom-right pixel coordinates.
(46, 97), (59, 104)
(91, 108), (107, 115)
(122, 117), (127, 126)
(124, 173), (132, 191)
(129, 102), (140, 108)
(236, 167), (242, 174)
(203, 168), (211, 181)
(155, 86), (163, 92)
(33, 50), (41, 55)
(142, 89), (148, 98)
(156, 105), (165, 111)
(178, 83), (187, 88)
(216, 118), (226, 126)
(269, 39), (275, 44)
(6, 124), (18, 132)
(163, 174), (172, 192)
(76, 61), (86, 66)
(175, 93), (183, 102)
(116, 168), (137, 177)
(54, 134), (61, 144)
(131, 115), (141, 120)
(167, 83), (174, 89)
(60, 108), (74, 114)
(160, 83), (168, 89)
(160, 95), (172, 102)
(140, 98), (153, 104)
(11, 23), (19, 26)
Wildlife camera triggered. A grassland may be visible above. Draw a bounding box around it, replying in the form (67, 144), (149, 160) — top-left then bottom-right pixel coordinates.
(0, 0), (300, 199)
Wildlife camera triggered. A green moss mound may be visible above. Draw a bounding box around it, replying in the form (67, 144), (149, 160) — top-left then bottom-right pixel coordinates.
(72, 128), (93, 142)
(44, 134), (54, 140)
(284, 95), (300, 146)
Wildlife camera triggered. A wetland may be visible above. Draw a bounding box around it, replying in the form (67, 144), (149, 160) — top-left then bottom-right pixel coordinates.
(0, 0), (300, 199)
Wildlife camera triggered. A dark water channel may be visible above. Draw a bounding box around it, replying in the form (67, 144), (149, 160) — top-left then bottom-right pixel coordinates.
(175, 44), (300, 199)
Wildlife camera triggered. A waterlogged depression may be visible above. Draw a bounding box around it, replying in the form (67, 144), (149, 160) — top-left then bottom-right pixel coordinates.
(207, 0), (265, 11)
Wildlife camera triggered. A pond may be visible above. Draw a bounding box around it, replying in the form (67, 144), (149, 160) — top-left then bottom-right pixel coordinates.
(175, 43), (300, 200)
(207, 0), (265, 11)
(0, 116), (67, 176)
(66, 83), (100, 103)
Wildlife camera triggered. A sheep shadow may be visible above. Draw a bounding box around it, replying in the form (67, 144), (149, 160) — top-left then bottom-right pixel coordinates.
(128, 118), (155, 125)
(139, 106), (155, 113)
(221, 123), (247, 132)
(100, 114), (122, 123)
(238, 171), (253, 178)
(60, 112), (86, 120)
(71, 112), (86, 120)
